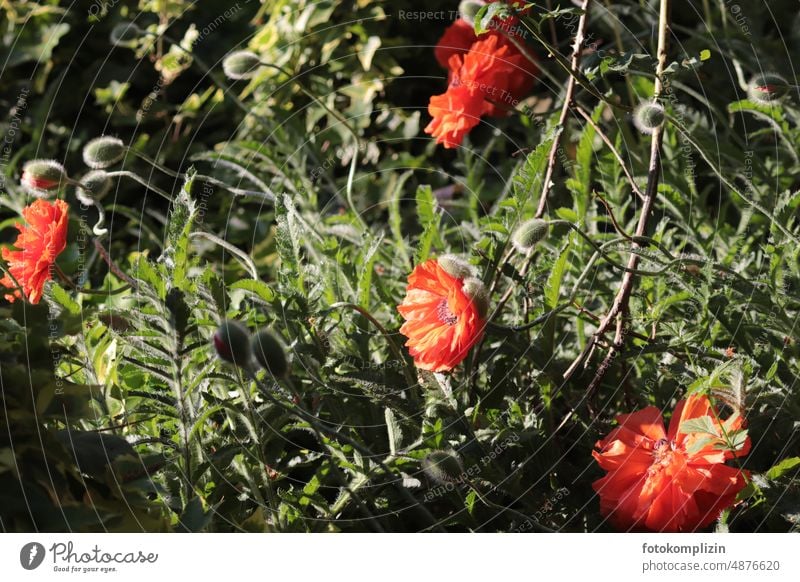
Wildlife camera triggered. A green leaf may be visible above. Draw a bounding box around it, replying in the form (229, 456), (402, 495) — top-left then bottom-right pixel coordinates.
(766, 457), (800, 481)
(178, 497), (212, 532)
(160, 169), (198, 289)
(48, 283), (81, 315)
(229, 279), (276, 303)
(414, 185), (439, 262)
(679, 415), (719, 437)
(512, 135), (554, 211)
(357, 233), (383, 308)
(385, 407), (403, 456)
(544, 238), (571, 310)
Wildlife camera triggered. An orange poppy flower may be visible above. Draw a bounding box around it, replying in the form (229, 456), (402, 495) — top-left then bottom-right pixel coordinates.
(592, 393), (750, 532)
(425, 84), (485, 150)
(427, 32), (538, 148)
(397, 257), (488, 372)
(433, 1), (533, 69)
(434, 18), (476, 70)
(1, 199), (69, 304)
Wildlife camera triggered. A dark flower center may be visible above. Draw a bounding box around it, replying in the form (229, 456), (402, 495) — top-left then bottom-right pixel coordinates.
(436, 299), (458, 325)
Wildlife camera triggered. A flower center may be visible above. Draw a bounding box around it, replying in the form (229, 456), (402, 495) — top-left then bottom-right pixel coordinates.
(436, 299), (458, 326)
(649, 438), (678, 472)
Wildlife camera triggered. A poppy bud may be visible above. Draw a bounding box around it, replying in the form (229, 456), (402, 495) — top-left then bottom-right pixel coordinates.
(251, 329), (289, 377)
(76, 170), (112, 205)
(20, 160), (67, 197)
(511, 218), (549, 253)
(748, 72), (789, 103)
(462, 276), (490, 318)
(633, 101), (665, 134)
(110, 22), (142, 46)
(222, 51), (262, 80)
(458, 0), (484, 26)
(437, 254), (476, 280)
(213, 320), (252, 366)
(421, 450), (464, 485)
(83, 136), (126, 169)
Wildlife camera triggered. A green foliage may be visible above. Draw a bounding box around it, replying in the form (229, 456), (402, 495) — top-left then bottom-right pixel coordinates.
(1, 0), (799, 533)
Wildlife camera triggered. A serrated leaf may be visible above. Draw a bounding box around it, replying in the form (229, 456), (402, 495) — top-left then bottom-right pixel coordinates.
(48, 283), (81, 315)
(385, 407), (402, 456)
(679, 415), (719, 437)
(415, 185), (439, 262)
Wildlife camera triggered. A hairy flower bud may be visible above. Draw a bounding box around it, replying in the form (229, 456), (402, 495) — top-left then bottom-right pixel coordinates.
(83, 136), (126, 169)
(110, 22), (142, 47)
(748, 72), (789, 103)
(251, 329), (289, 377)
(511, 218), (549, 253)
(76, 170), (112, 205)
(421, 450), (464, 485)
(213, 320), (252, 366)
(461, 276), (489, 319)
(437, 254), (476, 280)
(633, 101), (665, 134)
(222, 51), (262, 80)
(20, 160), (67, 197)
(458, 0), (484, 26)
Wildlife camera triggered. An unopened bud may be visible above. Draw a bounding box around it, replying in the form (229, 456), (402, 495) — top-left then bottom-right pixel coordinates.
(633, 101), (665, 134)
(459, 0), (484, 26)
(461, 276), (489, 319)
(251, 329), (289, 378)
(76, 170), (112, 205)
(748, 72), (789, 103)
(20, 160), (67, 197)
(223, 51), (262, 80)
(437, 254), (475, 280)
(213, 320), (252, 366)
(421, 450), (464, 485)
(83, 136), (126, 169)
(110, 22), (143, 47)
(511, 218), (549, 253)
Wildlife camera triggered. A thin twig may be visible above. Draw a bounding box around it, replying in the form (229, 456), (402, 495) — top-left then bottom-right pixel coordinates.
(563, 0), (672, 383)
(534, 0), (593, 218)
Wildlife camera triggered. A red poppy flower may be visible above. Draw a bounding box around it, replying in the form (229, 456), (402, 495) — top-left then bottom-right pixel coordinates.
(434, 18), (477, 69)
(426, 35), (526, 148)
(425, 84), (485, 149)
(397, 257), (488, 372)
(427, 26), (539, 148)
(434, 1), (532, 69)
(1, 199), (69, 304)
(592, 394), (750, 532)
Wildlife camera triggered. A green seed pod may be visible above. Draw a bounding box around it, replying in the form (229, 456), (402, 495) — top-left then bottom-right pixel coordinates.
(748, 72), (789, 103)
(251, 329), (289, 378)
(110, 22), (142, 47)
(214, 320), (252, 366)
(438, 254), (475, 280)
(222, 51), (262, 80)
(83, 136), (126, 169)
(511, 218), (549, 253)
(459, 0), (484, 26)
(20, 159), (67, 197)
(421, 450), (464, 485)
(76, 170), (112, 205)
(461, 277), (490, 319)
(633, 101), (665, 134)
